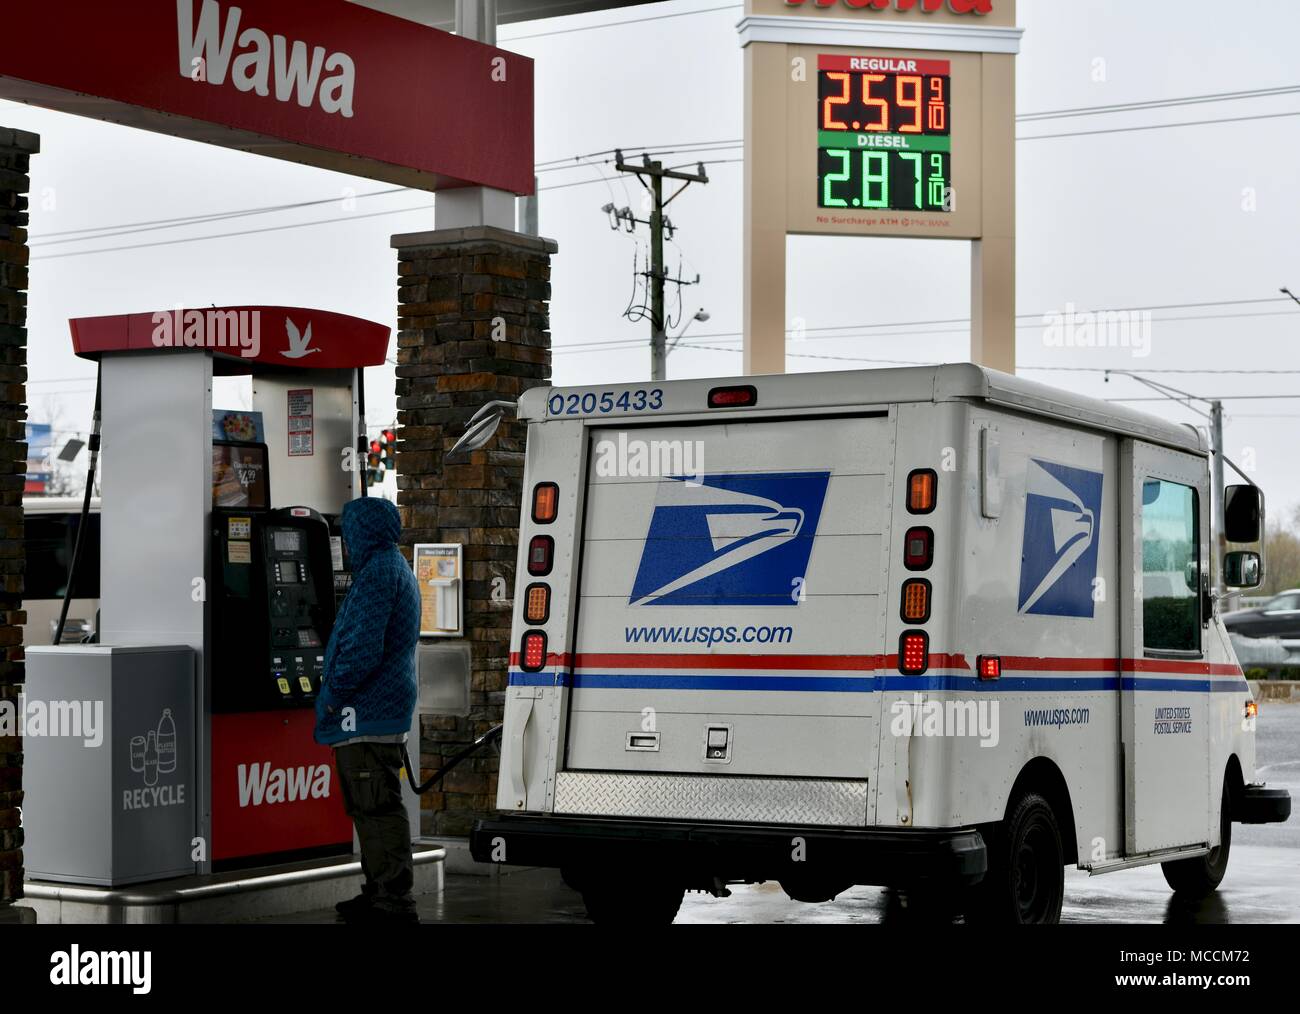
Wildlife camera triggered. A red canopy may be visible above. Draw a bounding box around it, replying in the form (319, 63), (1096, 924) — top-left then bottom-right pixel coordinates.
(70, 307), (390, 374)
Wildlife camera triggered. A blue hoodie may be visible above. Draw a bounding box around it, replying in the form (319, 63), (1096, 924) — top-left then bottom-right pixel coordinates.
(314, 497), (420, 746)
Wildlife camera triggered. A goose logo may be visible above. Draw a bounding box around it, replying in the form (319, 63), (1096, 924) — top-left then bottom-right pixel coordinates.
(1017, 459), (1104, 618)
(629, 472), (831, 607)
(282, 317), (321, 359)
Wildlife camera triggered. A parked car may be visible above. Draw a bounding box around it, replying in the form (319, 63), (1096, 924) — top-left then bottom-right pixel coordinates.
(1222, 589), (1300, 640)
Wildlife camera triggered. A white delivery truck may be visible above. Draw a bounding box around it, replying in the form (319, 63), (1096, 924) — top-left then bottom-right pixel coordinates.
(467, 365), (1290, 924)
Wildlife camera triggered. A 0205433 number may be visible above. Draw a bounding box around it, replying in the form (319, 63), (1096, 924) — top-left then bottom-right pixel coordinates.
(548, 389), (664, 416)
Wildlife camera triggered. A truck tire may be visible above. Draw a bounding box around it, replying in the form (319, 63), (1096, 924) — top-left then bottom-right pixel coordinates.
(580, 878), (685, 925)
(1161, 780), (1232, 897)
(968, 791), (1065, 925)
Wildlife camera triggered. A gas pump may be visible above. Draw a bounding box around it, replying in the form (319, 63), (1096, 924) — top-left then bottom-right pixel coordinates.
(23, 306), (405, 884)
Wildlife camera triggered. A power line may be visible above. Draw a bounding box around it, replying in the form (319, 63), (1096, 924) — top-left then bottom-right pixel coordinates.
(30, 188), (409, 245)
(1020, 108), (1300, 142)
(551, 296), (1298, 354)
(1018, 84), (1300, 122)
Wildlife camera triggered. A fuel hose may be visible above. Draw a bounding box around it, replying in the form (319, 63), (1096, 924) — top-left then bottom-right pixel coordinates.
(401, 723), (503, 795)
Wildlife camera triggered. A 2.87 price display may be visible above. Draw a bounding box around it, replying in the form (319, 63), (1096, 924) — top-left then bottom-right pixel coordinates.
(816, 54), (952, 214)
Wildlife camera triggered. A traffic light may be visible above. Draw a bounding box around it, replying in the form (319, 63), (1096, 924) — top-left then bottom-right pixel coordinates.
(363, 428), (397, 488)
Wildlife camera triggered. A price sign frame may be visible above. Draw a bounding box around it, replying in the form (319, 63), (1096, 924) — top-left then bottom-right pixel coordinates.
(787, 46), (985, 240)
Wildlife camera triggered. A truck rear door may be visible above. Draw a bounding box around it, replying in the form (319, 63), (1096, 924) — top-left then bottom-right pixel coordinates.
(563, 415), (895, 787)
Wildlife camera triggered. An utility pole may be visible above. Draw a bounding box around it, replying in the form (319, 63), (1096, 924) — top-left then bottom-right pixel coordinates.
(609, 151), (708, 381)
(1210, 399), (1227, 597)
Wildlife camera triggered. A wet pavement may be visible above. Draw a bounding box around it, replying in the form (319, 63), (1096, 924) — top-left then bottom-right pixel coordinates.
(262, 702), (1300, 925)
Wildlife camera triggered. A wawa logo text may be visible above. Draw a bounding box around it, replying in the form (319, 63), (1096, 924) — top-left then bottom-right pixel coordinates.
(237, 761), (332, 807)
(177, 0), (357, 118)
(786, 0), (992, 13)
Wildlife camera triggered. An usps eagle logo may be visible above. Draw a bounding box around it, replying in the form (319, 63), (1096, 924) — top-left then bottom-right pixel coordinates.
(629, 472), (831, 607)
(1017, 459), (1104, 618)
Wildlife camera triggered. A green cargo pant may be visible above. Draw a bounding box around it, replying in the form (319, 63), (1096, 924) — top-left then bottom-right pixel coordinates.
(334, 741), (414, 906)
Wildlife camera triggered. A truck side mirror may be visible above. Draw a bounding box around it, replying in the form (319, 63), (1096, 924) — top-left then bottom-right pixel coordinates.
(445, 400), (516, 461)
(1224, 485), (1264, 544)
(1223, 551), (1263, 590)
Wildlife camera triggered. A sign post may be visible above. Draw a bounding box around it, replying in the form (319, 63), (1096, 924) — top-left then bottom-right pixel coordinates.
(739, 0), (1022, 374)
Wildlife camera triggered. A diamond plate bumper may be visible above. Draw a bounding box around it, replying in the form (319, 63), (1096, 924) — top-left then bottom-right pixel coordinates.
(552, 771), (870, 827)
(470, 813), (987, 887)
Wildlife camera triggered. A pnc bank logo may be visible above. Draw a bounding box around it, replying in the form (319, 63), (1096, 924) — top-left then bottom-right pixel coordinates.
(177, 0), (357, 118)
(786, 0), (992, 13)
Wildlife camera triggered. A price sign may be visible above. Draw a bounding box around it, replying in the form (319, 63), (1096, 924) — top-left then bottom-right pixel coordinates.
(816, 55), (952, 213)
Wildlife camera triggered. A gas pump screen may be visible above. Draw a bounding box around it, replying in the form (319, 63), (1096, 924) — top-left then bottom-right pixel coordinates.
(212, 442), (269, 509)
(817, 55), (952, 213)
(274, 530), (302, 553)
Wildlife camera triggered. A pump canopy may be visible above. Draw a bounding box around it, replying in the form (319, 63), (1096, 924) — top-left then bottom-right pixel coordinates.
(69, 306), (390, 374)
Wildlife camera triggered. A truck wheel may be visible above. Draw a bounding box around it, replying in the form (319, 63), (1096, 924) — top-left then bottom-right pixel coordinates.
(779, 874), (854, 904)
(969, 791), (1065, 925)
(1161, 780), (1232, 897)
(580, 878), (685, 925)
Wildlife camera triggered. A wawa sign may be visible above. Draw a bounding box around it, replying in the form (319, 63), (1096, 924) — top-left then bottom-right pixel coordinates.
(0, 0), (534, 194)
(211, 711), (352, 861)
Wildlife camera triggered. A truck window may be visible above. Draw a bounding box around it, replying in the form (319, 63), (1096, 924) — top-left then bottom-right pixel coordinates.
(1140, 480), (1200, 653)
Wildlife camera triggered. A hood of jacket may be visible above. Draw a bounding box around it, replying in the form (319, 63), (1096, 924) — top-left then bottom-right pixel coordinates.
(341, 496), (401, 572)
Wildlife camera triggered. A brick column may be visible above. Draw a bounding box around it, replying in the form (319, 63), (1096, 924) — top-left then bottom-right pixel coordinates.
(0, 127), (37, 910)
(391, 225), (556, 837)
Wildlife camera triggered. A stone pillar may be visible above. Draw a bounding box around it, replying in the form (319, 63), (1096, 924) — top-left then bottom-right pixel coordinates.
(391, 225), (555, 837)
(0, 127), (37, 909)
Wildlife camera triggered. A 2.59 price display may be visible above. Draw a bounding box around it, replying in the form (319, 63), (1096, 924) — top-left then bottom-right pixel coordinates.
(817, 55), (952, 214)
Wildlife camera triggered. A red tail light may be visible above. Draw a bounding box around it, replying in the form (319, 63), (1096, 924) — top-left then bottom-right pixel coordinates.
(520, 631), (548, 672)
(527, 535), (554, 576)
(903, 527), (933, 571)
(708, 385), (757, 408)
(899, 632), (929, 675)
(978, 655), (1001, 681)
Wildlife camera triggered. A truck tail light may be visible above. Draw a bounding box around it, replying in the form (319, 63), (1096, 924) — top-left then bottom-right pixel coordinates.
(903, 527), (933, 571)
(527, 535), (554, 576)
(525, 584), (550, 624)
(708, 385), (757, 408)
(520, 631), (547, 672)
(901, 579), (931, 623)
(1245, 701), (1258, 720)
(907, 470), (937, 514)
(899, 632), (929, 676)
(532, 483), (558, 524)
(978, 655), (1002, 681)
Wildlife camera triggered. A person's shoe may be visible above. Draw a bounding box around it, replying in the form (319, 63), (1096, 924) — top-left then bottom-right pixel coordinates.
(335, 887), (377, 920)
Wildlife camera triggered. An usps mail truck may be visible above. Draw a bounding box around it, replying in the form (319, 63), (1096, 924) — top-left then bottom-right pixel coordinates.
(467, 365), (1290, 924)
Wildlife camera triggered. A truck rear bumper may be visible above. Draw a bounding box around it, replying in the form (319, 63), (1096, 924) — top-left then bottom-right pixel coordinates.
(470, 813), (987, 887)
(1237, 785), (1291, 824)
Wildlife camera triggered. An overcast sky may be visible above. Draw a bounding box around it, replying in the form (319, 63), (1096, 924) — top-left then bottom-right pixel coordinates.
(4, 0), (1300, 515)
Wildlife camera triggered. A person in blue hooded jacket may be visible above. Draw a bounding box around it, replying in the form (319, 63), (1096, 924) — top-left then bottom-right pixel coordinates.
(315, 496), (420, 923)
